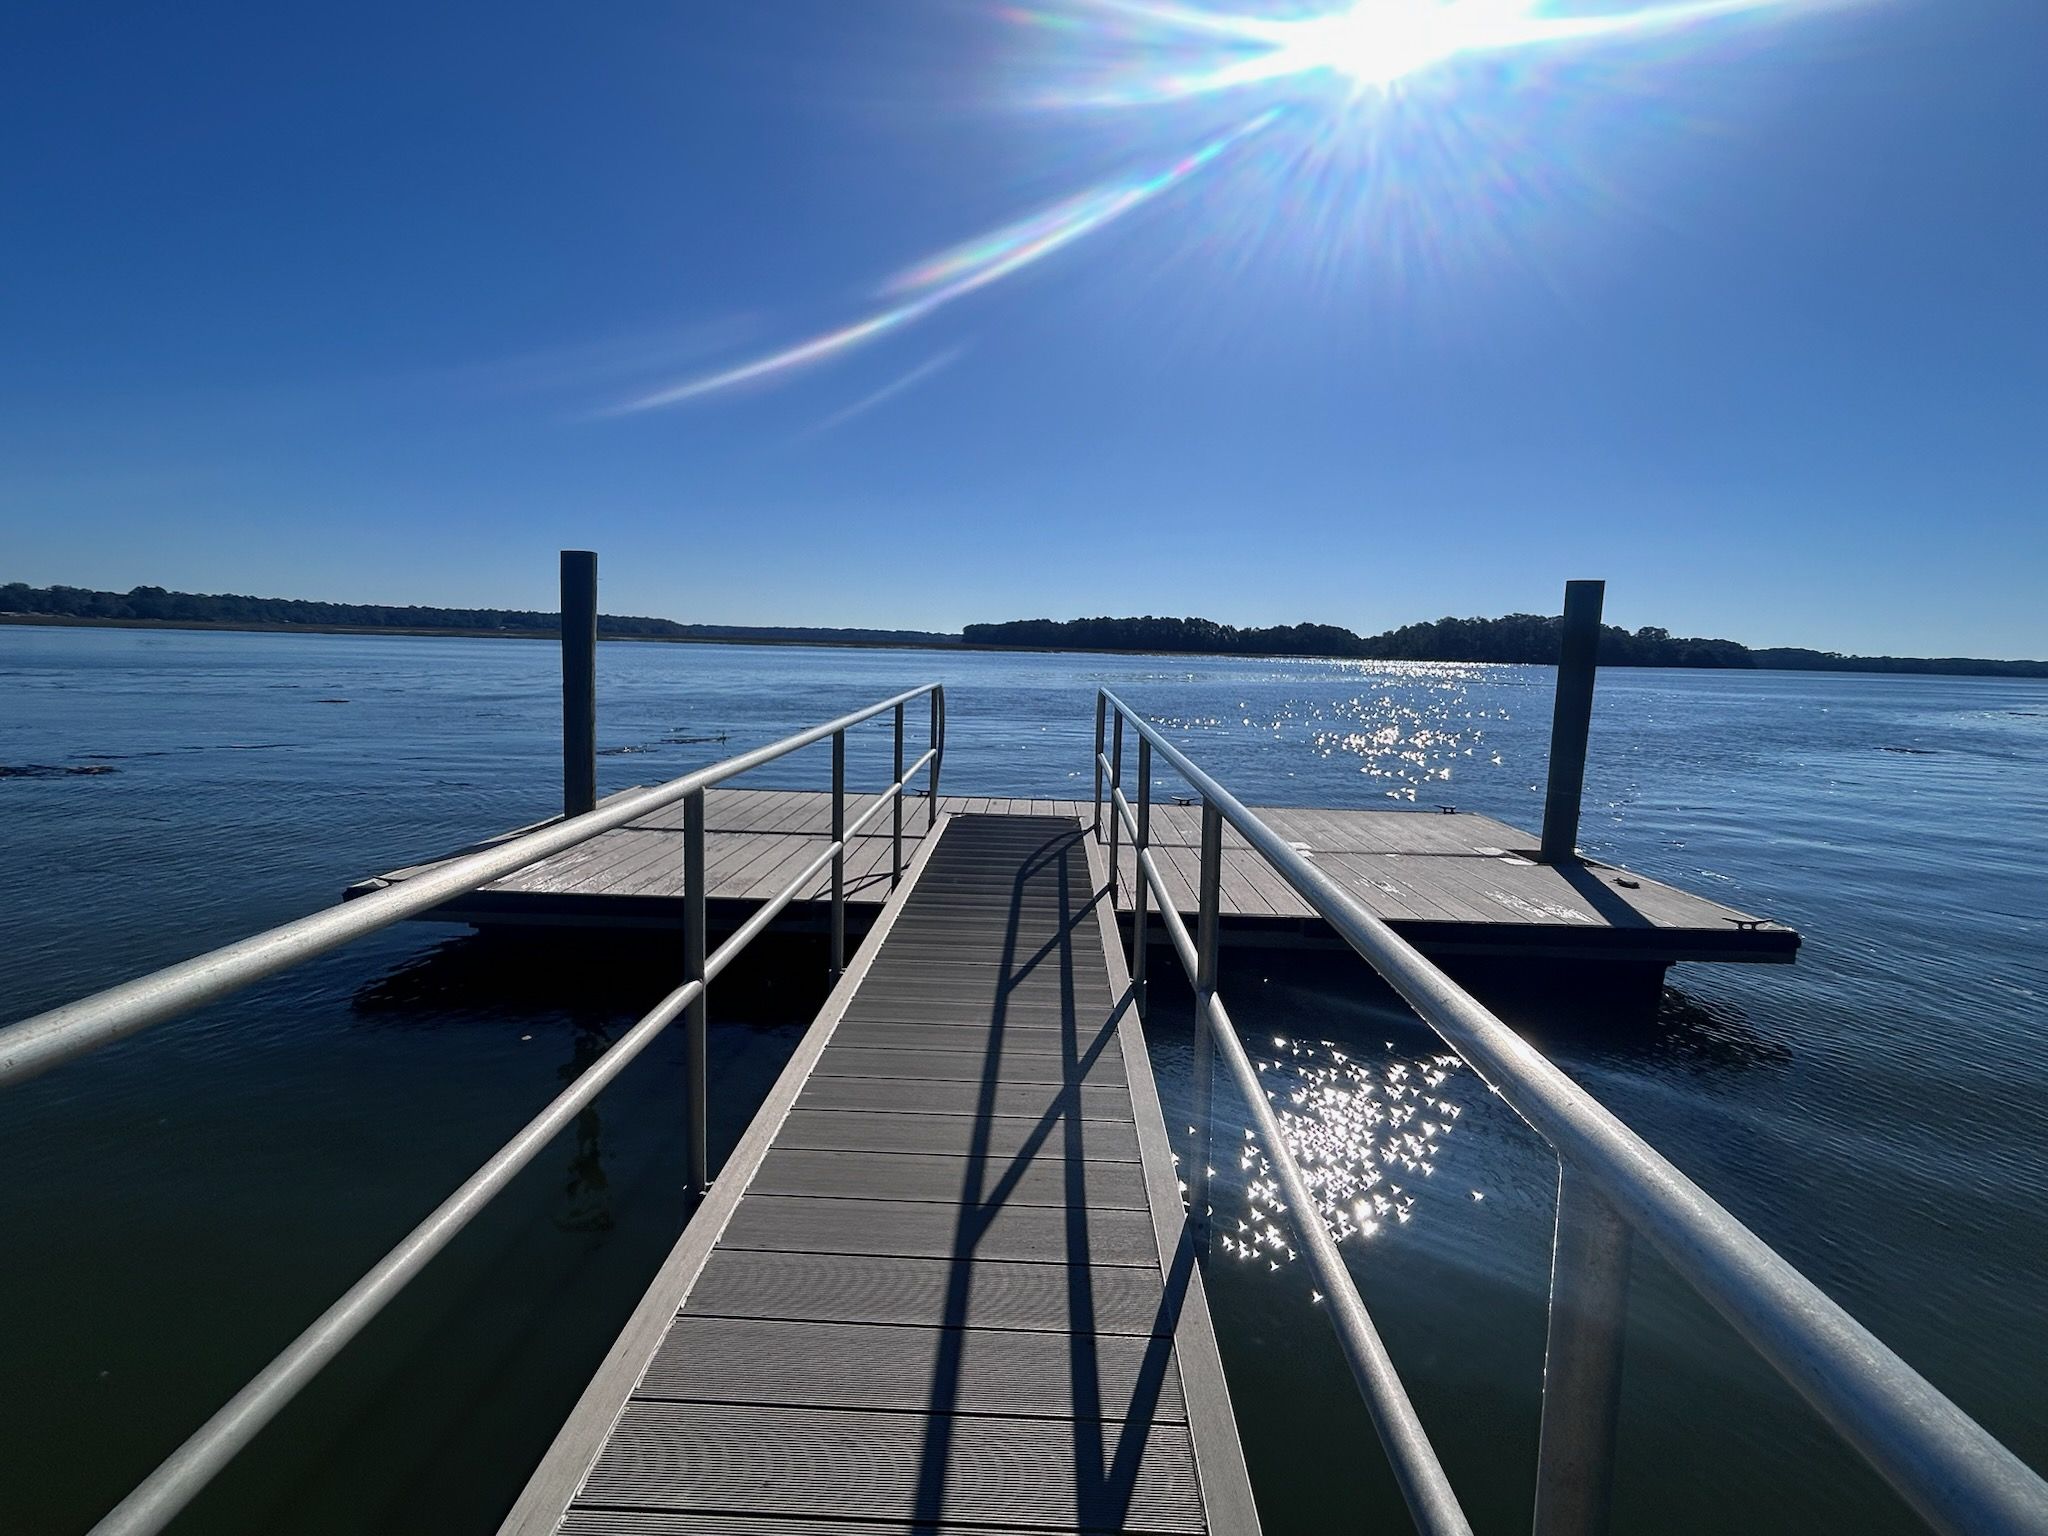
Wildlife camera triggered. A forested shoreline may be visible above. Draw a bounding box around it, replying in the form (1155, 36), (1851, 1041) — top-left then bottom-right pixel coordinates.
(966, 614), (2048, 676)
(6, 583), (2042, 676)
(0, 583), (956, 648)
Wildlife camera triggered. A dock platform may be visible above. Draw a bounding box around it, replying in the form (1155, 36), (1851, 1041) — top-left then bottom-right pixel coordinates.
(356, 787), (1798, 966)
(501, 813), (1258, 1535)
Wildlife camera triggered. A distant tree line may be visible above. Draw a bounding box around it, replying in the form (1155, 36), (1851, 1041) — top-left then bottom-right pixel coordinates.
(8, 583), (2041, 676)
(961, 614), (2048, 678)
(0, 583), (957, 648)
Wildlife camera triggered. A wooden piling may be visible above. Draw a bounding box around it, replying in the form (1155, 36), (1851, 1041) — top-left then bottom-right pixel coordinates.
(1539, 579), (1604, 864)
(561, 550), (597, 820)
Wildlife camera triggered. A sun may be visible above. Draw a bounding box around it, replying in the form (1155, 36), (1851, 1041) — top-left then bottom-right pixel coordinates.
(1291, 0), (1475, 88)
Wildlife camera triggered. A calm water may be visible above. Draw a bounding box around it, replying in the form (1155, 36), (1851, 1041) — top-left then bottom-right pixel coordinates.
(2, 626), (2044, 1534)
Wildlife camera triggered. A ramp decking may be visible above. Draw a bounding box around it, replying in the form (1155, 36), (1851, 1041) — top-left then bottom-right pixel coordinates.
(502, 813), (1258, 1535)
(358, 788), (1797, 965)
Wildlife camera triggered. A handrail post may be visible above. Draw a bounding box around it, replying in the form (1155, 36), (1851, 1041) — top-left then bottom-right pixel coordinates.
(1133, 736), (1152, 1019)
(831, 729), (846, 979)
(683, 787), (709, 1195)
(1188, 797), (1224, 1261)
(1108, 709), (1124, 895)
(892, 702), (905, 887)
(1539, 579), (1605, 864)
(928, 688), (942, 829)
(560, 550), (597, 819)
(1533, 1165), (1633, 1536)
(1093, 692), (1107, 840)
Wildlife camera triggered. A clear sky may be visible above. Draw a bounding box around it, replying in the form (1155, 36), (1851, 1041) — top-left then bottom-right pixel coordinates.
(3, 0), (2043, 656)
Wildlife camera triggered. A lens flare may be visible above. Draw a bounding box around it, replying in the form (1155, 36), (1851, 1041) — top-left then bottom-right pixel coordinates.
(614, 110), (1277, 412)
(602, 0), (1851, 420)
(1024, 0), (1833, 106)
(805, 346), (970, 435)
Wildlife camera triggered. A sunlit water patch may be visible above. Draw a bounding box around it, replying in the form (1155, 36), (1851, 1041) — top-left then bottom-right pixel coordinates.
(1214, 1037), (1478, 1279)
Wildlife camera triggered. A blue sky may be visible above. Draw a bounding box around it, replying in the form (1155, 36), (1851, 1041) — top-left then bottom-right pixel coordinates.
(3, 0), (2043, 656)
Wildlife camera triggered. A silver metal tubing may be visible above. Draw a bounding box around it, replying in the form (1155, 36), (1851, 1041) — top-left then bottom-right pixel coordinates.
(1100, 689), (2048, 1536)
(1194, 801), (1222, 997)
(928, 689), (943, 830)
(892, 703), (905, 887)
(89, 970), (705, 1536)
(1093, 692), (1107, 838)
(1188, 800), (1224, 1260)
(1533, 1167), (1633, 1536)
(1142, 843), (1199, 980)
(0, 684), (945, 1090)
(1109, 781), (1138, 841)
(690, 753), (937, 1001)
(1112, 794), (1474, 1530)
(1113, 788), (1195, 981)
(830, 730), (846, 979)
(1133, 737), (1152, 1018)
(695, 748), (930, 990)
(1115, 788), (1470, 1533)
(706, 841), (839, 984)
(1204, 990), (1475, 1536)
(1108, 712), (1124, 881)
(64, 696), (942, 1536)
(683, 788), (709, 1195)
(844, 748), (937, 846)
(1196, 991), (1474, 1531)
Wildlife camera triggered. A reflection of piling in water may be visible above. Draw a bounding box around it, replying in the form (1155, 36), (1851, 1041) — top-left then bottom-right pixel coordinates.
(557, 1024), (616, 1234)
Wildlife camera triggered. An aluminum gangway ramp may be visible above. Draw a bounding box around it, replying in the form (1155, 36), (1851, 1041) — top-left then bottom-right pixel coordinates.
(505, 813), (1260, 1536)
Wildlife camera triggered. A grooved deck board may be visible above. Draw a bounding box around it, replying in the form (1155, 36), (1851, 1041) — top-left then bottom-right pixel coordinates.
(721, 1193), (1160, 1267)
(816, 1043), (1129, 1088)
(580, 1401), (1207, 1533)
(770, 1108), (1142, 1163)
(827, 1020), (1122, 1058)
(750, 1147), (1151, 1209)
(684, 1250), (1170, 1335)
(637, 1316), (1187, 1422)
(560, 1516), (1043, 1536)
(524, 814), (1252, 1536)
(794, 1076), (1135, 1122)
(365, 788), (1795, 964)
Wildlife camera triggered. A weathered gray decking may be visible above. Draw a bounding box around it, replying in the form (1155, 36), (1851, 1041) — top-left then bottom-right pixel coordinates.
(356, 787), (1797, 964)
(501, 813), (1258, 1535)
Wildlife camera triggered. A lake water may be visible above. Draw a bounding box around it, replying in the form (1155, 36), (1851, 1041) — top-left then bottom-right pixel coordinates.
(2, 625), (2043, 1535)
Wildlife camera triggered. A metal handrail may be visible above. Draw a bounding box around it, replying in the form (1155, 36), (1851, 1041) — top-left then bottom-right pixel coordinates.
(1, 684), (944, 1536)
(1095, 688), (2048, 1536)
(0, 684), (941, 1088)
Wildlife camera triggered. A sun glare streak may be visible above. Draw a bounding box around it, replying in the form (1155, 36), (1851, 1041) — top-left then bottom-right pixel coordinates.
(805, 346), (970, 435)
(613, 110), (1277, 413)
(1025, 0), (1832, 106)
(885, 187), (1135, 296)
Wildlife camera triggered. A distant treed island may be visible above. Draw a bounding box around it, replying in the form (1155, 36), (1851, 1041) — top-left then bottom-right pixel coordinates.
(962, 614), (2048, 676)
(5, 582), (2044, 677)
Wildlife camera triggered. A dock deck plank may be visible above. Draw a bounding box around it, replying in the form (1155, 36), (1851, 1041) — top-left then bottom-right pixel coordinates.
(503, 813), (1257, 1536)
(359, 787), (1796, 963)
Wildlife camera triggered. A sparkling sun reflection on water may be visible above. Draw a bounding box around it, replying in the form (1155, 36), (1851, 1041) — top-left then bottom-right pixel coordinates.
(1142, 660), (1525, 802)
(1188, 1036), (1478, 1287)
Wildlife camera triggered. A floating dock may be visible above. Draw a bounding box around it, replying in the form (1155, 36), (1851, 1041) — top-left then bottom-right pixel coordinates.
(354, 786), (1798, 968)
(500, 814), (1257, 1534)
